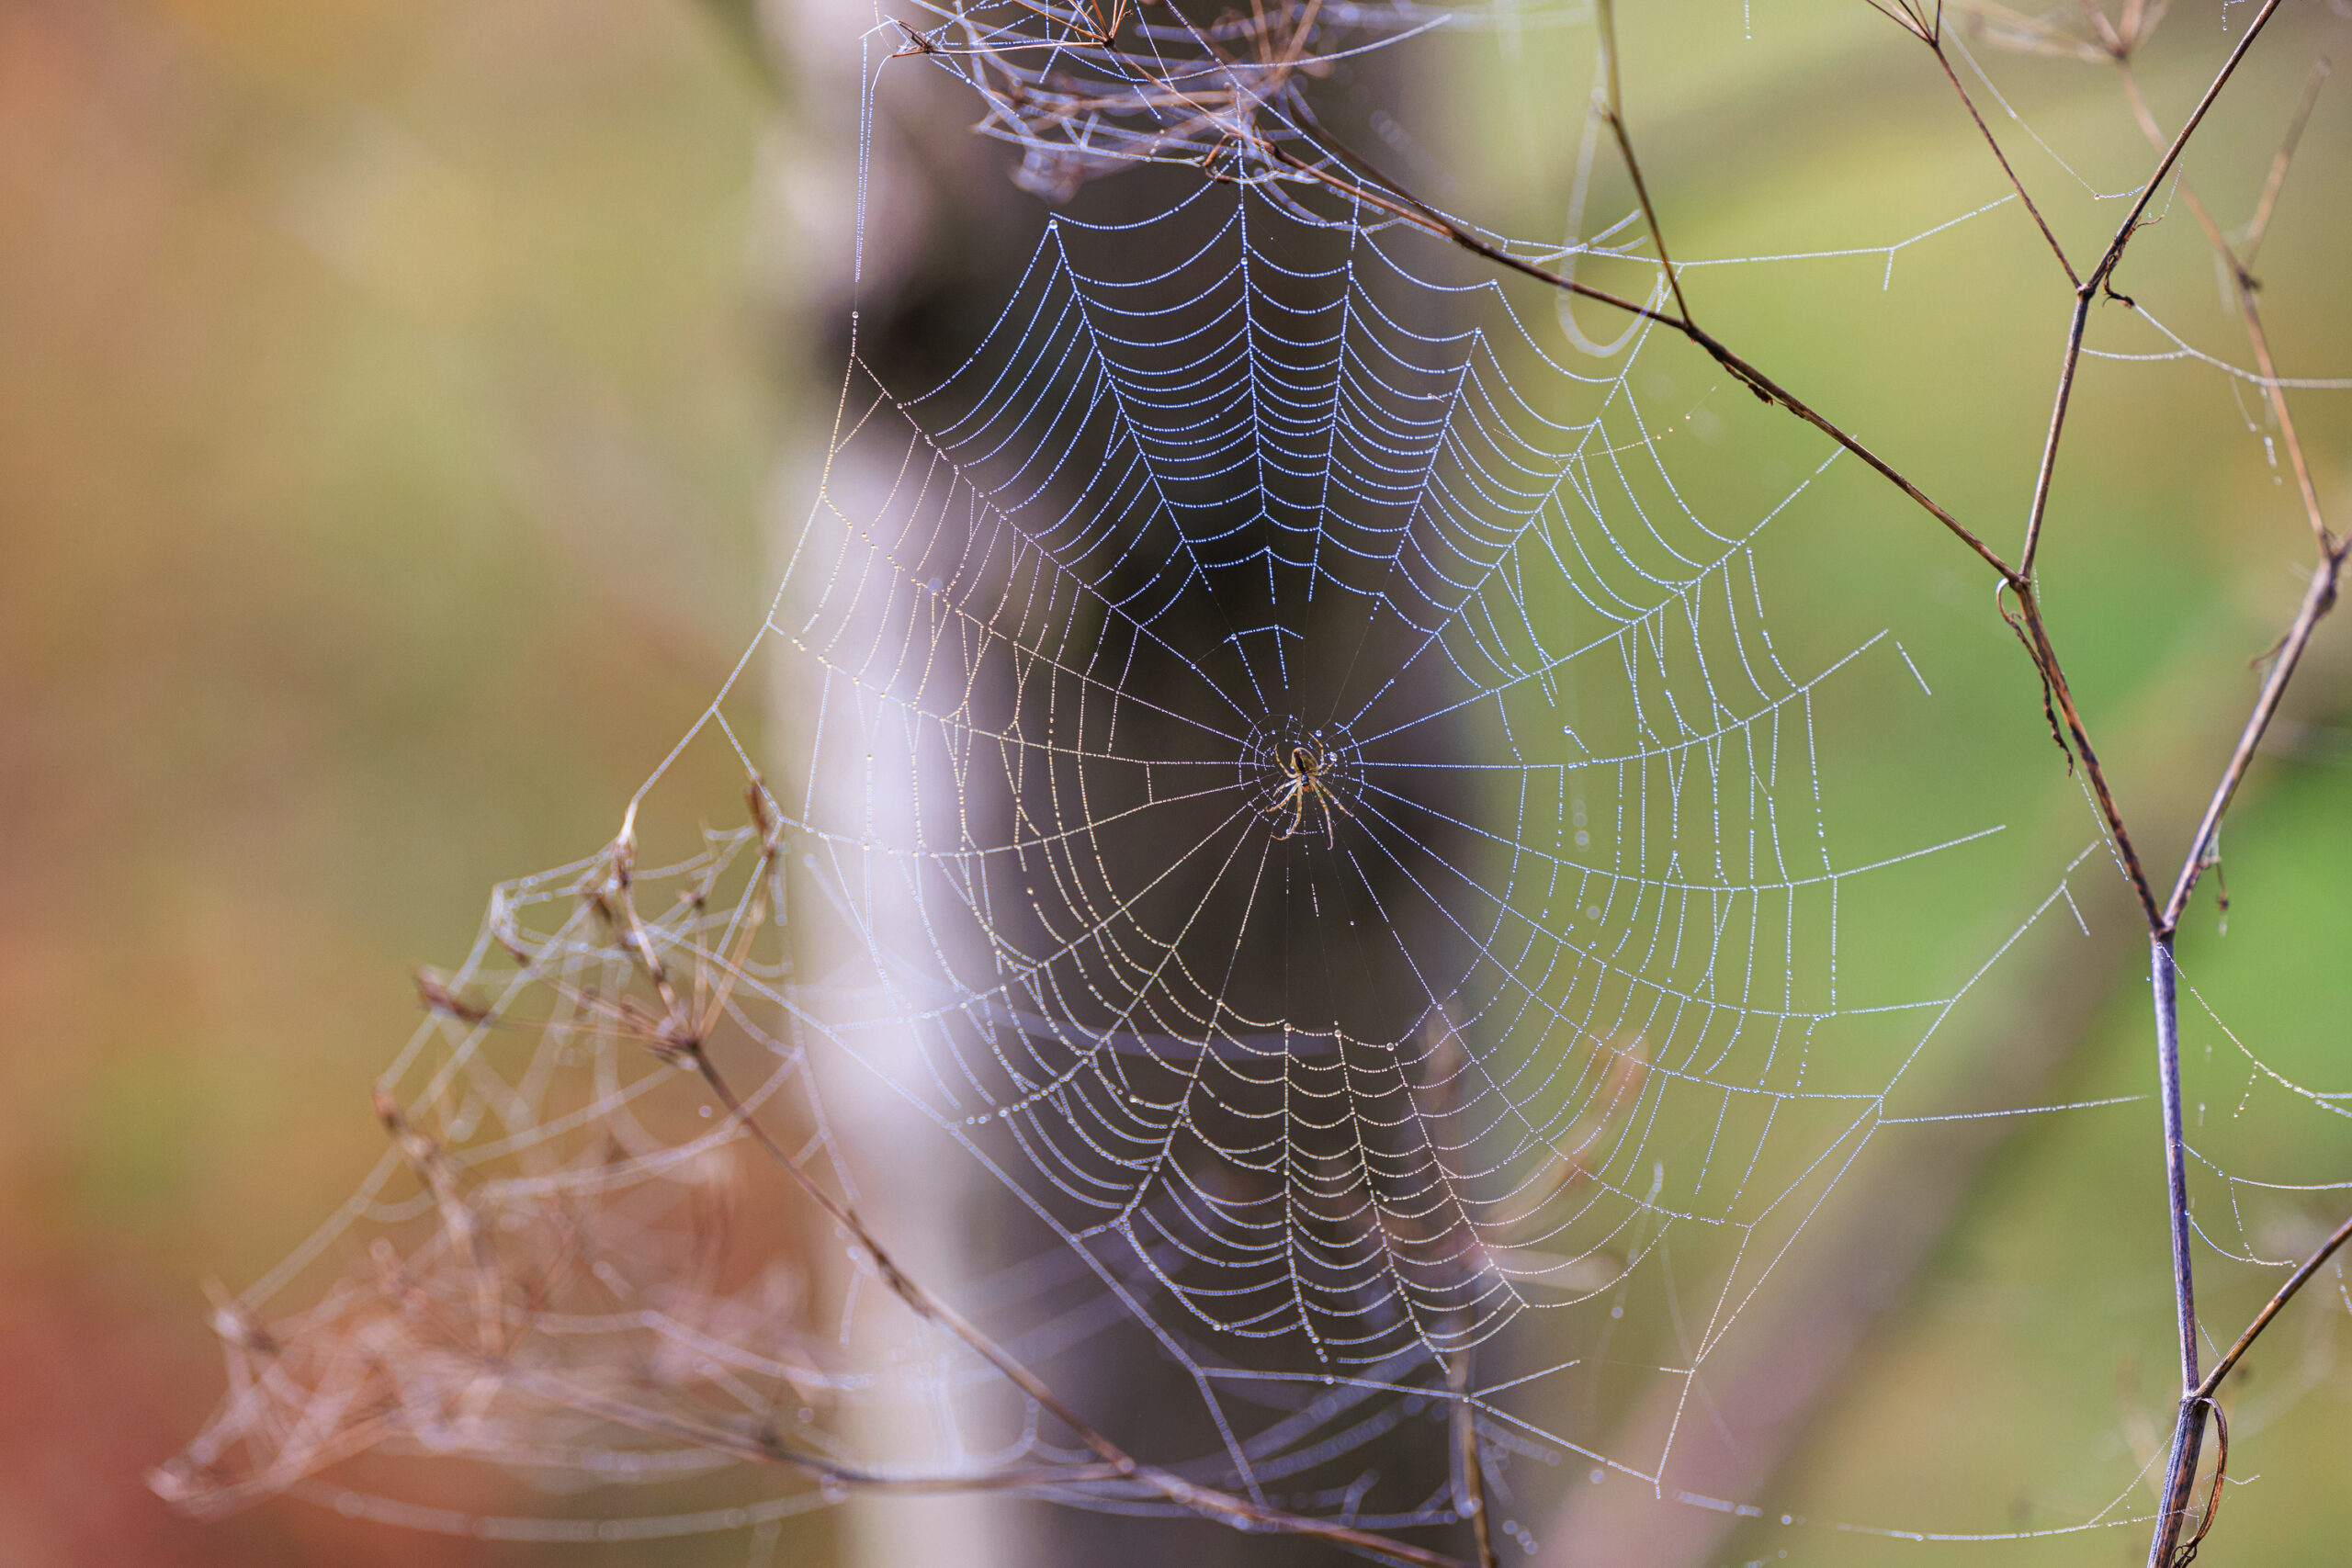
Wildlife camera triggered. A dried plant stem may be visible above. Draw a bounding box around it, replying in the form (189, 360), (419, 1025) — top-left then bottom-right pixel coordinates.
(2135, 592), (2278, 1568)
(2234, 293), (2332, 551)
(1881, 8), (2079, 287)
(2114, 60), (2334, 558)
(1285, 0), (2306, 935)
(2194, 1209), (2352, 1404)
(508, 1368), (1133, 1494)
(2164, 536), (2346, 934)
(1265, 135), (2016, 581)
(2017, 291), (2090, 577)
(2008, 583), (2162, 923)
(1541, 605), (2351, 1568)
(2242, 59), (2329, 270)
(1591, 0), (1697, 329)
(1449, 1349), (1499, 1568)
(2088, 22), (2339, 1564)
(2086, 0), (2282, 296)
(2144, 937), (2206, 1568)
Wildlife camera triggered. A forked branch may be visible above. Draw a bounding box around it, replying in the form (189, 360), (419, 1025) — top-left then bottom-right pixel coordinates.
(2085, 24), (2342, 1566)
(2194, 1210), (2352, 1406)
(1592, 0), (1699, 328)
(875, 10), (2331, 1563)
(1877, 0), (2080, 286)
(1286, 8), (2323, 1564)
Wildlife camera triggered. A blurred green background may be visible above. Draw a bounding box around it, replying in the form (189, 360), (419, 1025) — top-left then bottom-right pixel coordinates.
(3, 0), (2347, 1563)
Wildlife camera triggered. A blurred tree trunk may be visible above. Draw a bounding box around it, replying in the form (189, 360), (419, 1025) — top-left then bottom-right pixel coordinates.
(740, 1), (1037, 1562)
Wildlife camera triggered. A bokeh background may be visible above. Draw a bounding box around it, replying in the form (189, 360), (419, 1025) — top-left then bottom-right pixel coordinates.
(3, 0), (2347, 1563)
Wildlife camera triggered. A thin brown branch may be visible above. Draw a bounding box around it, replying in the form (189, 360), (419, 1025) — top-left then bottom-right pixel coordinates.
(1448, 1350), (1499, 1568)
(2195, 1208), (2352, 1402)
(2243, 58), (2330, 266)
(1266, 135), (2018, 582)
(2098, 51), (2346, 942)
(2014, 585), (2164, 924)
(1264, 133), (1687, 333)
(1859, 0), (1938, 43)
(506, 1364), (1132, 1494)
(1925, 39), (2079, 287)
(2163, 1396), (2230, 1568)
(2016, 291), (2092, 576)
(2091, 17), (2334, 1564)
(1684, 325), (2018, 581)
(2086, 0), (2286, 294)
(1593, 0), (1699, 328)
(1999, 2), (2297, 939)
(2143, 936), (2204, 1568)
(2118, 58), (2335, 558)
(2235, 291), (2335, 553)
(2162, 541), (2346, 930)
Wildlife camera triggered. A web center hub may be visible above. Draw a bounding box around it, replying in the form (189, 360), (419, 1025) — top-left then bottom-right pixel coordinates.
(1243, 721), (1363, 843)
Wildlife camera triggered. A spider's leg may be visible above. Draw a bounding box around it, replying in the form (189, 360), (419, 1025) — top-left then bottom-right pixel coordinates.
(1262, 773), (1295, 827)
(1285, 786), (1306, 840)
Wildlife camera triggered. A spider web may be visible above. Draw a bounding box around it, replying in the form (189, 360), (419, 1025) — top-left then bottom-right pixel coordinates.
(153, 0), (2352, 1559)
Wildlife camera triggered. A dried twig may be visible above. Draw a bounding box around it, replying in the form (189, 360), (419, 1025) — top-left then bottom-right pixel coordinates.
(1449, 1349), (1499, 1568)
(1877, 1), (2082, 286)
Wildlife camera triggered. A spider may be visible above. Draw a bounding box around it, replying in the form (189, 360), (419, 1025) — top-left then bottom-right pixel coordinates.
(1263, 737), (1354, 844)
